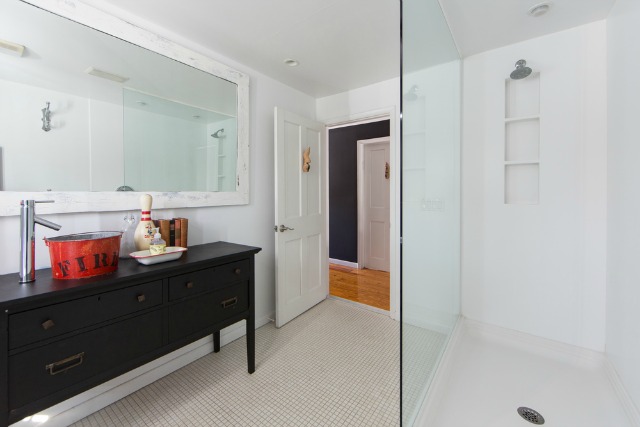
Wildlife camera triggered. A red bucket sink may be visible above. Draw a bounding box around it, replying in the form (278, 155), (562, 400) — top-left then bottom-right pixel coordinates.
(44, 232), (123, 279)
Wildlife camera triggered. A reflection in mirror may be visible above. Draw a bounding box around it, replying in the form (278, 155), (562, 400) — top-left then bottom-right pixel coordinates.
(0, 0), (248, 213)
(123, 89), (237, 192)
(0, 0), (238, 192)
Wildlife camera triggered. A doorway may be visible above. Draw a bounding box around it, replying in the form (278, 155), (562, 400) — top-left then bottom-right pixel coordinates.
(326, 119), (391, 312)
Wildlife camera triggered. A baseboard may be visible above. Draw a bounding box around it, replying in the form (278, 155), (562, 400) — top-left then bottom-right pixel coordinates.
(328, 258), (359, 269)
(604, 357), (640, 426)
(410, 315), (464, 427)
(463, 318), (604, 364)
(12, 314), (274, 427)
(327, 295), (391, 317)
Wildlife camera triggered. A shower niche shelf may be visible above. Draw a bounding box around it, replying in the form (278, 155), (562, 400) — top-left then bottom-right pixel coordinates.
(505, 73), (540, 119)
(504, 73), (540, 205)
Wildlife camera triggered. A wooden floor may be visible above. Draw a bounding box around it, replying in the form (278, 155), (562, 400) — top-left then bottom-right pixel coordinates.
(329, 264), (390, 311)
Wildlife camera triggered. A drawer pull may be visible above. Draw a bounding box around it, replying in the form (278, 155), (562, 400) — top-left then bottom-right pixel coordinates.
(41, 319), (55, 330)
(137, 294), (146, 303)
(186, 281), (194, 289)
(45, 352), (85, 376)
(234, 268), (242, 275)
(221, 297), (238, 308)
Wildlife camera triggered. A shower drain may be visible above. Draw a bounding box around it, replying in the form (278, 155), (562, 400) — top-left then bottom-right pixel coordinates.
(517, 407), (545, 425)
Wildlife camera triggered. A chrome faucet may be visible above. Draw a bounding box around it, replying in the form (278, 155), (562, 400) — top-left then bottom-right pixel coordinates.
(19, 200), (62, 283)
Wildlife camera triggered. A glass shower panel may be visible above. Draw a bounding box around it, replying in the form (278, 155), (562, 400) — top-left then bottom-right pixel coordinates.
(401, 0), (461, 424)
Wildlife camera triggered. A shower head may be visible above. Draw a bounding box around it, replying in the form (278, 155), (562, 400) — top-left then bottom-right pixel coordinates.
(510, 59), (532, 80)
(404, 85), (419, 101)
(211, 128), (225, 138)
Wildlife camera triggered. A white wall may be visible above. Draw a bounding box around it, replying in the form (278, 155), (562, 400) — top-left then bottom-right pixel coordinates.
(316, 78), (400, 319)
(316, 78), (399, 124)
(606, 0), (640, 411)
(461, 22), (607, 351)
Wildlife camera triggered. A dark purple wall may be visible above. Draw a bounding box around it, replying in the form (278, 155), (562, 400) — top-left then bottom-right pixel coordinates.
(328, 120), (390, 263)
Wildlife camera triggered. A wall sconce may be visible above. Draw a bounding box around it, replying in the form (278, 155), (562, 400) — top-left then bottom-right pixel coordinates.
(41, 102), (51, 132)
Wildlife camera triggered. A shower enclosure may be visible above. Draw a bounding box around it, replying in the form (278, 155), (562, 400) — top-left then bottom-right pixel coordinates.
(401, 0), (461, 424)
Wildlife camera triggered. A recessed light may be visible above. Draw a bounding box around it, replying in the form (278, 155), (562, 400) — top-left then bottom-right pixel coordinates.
(528, 2), (551, 17)
(284, 58), (299, 67)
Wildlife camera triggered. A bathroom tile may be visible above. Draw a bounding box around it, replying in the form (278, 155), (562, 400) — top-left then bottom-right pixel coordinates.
(71, 299), (402, 427)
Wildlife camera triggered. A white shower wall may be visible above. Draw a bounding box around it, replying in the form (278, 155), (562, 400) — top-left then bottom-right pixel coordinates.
(461, 21), (607, 351)
(606, 0), (640, 414)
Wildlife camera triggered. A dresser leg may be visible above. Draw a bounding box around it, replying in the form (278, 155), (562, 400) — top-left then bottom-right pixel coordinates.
(213, 331), (220, 353)
(247, 317), (255, 374)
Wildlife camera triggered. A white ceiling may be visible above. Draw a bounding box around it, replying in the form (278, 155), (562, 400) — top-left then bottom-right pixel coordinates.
(76, 0), (616, 98)
(79, 0), (401, 98)
(440, 0), (616, 57)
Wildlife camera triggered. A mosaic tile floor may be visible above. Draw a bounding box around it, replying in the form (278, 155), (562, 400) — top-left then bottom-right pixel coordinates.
(401, 325), (447, 425)
(71, 299), (403, 426)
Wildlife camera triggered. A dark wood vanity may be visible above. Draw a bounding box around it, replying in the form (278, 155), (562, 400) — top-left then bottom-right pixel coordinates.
(0, 241), (261, 426)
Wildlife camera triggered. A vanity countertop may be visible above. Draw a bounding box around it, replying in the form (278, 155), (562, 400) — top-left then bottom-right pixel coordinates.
(0, 241), (261, 307)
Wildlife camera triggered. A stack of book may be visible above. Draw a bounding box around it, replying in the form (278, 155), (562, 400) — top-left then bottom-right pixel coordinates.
(154, 218), (189, 248)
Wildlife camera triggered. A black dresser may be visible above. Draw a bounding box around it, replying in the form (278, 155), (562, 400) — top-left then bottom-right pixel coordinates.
(0, 241), (261, 426)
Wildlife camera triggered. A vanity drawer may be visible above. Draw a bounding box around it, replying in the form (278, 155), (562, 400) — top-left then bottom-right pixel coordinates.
(8, 280), (163, 349)
(168, 259), (250, 301)
(168, 282), (249, 342)
(215, 258), (251, 286)
(8, 309), (163, 411)
(168, 267), (215, 301)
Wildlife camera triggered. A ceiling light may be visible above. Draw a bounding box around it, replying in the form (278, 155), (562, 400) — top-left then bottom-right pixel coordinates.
(284, 59), (299, 67)
(85, 66), (129, 83)
(528, 2), (551, 17)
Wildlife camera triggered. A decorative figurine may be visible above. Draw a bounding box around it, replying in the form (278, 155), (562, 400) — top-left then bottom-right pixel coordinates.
(302, 146), (311, 172)
(134, 194), (155, 251)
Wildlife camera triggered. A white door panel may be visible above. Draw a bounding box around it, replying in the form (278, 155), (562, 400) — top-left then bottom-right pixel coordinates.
(275, 107), (327, 328)
(359, 139), (390, 272)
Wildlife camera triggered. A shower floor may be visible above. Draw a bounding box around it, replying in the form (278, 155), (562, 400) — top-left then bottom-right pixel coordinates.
(417, 320), (633, 427)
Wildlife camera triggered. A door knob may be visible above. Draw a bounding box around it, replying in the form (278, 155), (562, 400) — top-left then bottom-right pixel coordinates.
(279, 225), (295, 232)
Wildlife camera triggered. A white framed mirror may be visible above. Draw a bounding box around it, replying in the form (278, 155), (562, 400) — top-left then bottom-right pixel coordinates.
(0, 0), (250, 216)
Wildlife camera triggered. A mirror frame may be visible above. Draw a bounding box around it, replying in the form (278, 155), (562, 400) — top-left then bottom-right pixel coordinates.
(0, 0), (250, 216)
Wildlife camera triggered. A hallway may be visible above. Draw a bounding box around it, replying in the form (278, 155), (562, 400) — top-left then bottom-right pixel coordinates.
(329, 264), (390, 311)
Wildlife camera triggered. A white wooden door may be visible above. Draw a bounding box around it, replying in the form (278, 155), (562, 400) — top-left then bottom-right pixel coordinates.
(274, 107), (328, 328)
(359, 138), (390, 272)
